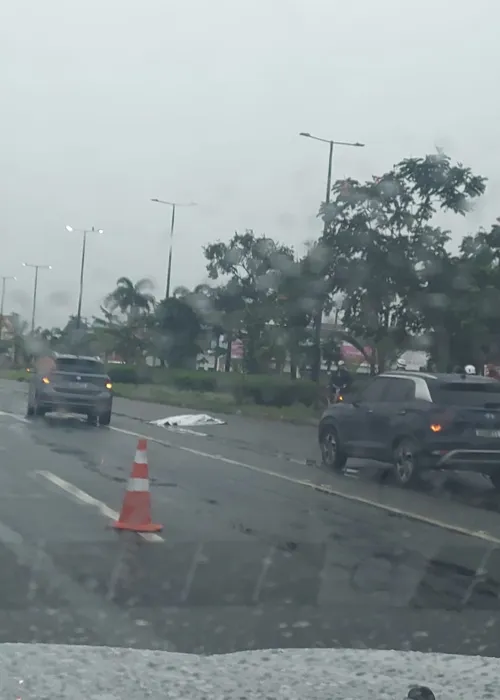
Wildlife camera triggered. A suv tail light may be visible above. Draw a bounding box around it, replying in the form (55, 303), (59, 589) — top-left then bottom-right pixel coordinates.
(428, 408), (458, 434)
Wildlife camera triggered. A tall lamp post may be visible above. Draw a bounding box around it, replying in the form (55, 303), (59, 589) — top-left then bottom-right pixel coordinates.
(66, 225), (103, 329)
(150, 198), (197, 298)
(0, 275), (16, 340)
(299, 131), (365, 382)
(23, 263), (52, 333)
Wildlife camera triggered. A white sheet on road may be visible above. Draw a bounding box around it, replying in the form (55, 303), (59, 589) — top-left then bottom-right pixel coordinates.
(150, 413), (226, 428)
(0, 643), (497, 699)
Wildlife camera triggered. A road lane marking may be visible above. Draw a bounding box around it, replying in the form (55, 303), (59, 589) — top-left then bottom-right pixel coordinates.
(0, 519), (24, 544)
(35, 470), (164, 543)
(0, 411), (30, 423)
(110, 425), (500, 546)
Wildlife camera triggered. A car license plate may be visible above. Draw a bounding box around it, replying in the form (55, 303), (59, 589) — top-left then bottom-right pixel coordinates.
(476, 429), (500, 438)
(69, 382), (87, 390)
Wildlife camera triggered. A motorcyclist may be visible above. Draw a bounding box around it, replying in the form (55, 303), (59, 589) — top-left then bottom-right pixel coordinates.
(329, 360), (352, 400)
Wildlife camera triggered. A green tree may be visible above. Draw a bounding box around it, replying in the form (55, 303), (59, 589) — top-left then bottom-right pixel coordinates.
(92, 306), (149, 364)
(152, 296), (202, 369)
(320, 152), (486, 372)
(275, 253), (319, 378)
(419, 219), (500, 371)
(175, 284), (232, 370)
(204, 230), (295, 374)
(321, 334), (342, 372)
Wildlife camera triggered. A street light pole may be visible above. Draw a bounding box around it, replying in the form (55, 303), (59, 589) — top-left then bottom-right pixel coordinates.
(66, 225), (104, 329)
(0, 275), (16, 340)
(166, 204), (176, 300)
(77, 229), (88, 328)
(299, 132), (365, 382)
(23, 263), (52, 333)
(150, 198), (197, 299)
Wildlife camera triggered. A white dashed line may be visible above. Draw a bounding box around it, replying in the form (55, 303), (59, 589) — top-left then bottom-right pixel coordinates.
(0, 411), (30, 423)
(109, 424), (500, 546)
(35, 470), (164, 543)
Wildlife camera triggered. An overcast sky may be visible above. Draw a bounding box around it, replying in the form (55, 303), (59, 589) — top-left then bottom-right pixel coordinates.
(2, 0), (499, 328)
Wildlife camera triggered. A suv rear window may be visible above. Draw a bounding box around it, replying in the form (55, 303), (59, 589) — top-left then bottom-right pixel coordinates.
(430, 382), (500, 405)
(55, 358), (106, 374)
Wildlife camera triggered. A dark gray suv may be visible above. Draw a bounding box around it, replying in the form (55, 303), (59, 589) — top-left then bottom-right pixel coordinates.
(27, 353), (113, 425)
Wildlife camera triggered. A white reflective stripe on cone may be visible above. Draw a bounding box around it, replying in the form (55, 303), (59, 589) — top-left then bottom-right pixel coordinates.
(127, 478), (150, 492)
(134, 451), (148, 465)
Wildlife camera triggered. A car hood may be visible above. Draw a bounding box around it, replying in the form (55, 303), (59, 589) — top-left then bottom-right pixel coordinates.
(1, 644), (498, 699)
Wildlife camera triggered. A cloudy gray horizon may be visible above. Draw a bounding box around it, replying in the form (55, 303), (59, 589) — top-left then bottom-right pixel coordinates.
(2, 0), (499, 329)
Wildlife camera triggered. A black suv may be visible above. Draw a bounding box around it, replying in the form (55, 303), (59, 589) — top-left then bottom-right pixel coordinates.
(27, 353), (113, 425)
(318, 371), (500, 488)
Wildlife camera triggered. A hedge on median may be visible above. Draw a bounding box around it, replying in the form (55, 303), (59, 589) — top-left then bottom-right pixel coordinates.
(106, 365), (319, 407)
(106, 364), (372, 408)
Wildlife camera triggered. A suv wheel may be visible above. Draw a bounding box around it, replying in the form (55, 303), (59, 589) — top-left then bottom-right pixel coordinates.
(320, 425), (347, 472)
(99, 410), (111, 426)
(392, 438), (423, 487)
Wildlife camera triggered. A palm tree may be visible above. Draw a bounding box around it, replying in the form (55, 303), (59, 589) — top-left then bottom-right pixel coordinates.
(104, 277), (155, 318)
(92, 305), (147, 364)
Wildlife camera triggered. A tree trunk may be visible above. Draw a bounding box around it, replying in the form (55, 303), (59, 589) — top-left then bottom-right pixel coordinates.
(224, 333), (232, 373)
(244, 332), (260, 374)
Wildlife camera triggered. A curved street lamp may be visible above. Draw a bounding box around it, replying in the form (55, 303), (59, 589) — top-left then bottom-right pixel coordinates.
(66, 225), (103, 329)
(150, 198), (197, 298)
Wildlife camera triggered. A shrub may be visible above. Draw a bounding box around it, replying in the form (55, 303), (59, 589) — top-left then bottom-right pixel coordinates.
(108, 365), (218, 392)
(107, 364), (152, 384)
(168, 370), (217, 393)
(232, 375), (318, 407)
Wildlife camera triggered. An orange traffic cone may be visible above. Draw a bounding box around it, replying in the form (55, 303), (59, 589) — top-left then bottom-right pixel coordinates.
(113, 438), (163, 532)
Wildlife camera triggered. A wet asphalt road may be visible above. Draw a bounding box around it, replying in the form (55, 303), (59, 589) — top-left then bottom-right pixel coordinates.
(3, 379), (500, 656)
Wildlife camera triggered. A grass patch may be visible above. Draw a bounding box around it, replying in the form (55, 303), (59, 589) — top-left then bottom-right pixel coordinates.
(113, 383), (319, 424)
(0, 368), (320, 424)
(0, 369), (30, 381)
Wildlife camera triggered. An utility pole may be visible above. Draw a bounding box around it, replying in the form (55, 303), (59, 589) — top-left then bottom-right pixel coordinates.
(299, 132), (365, 381)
